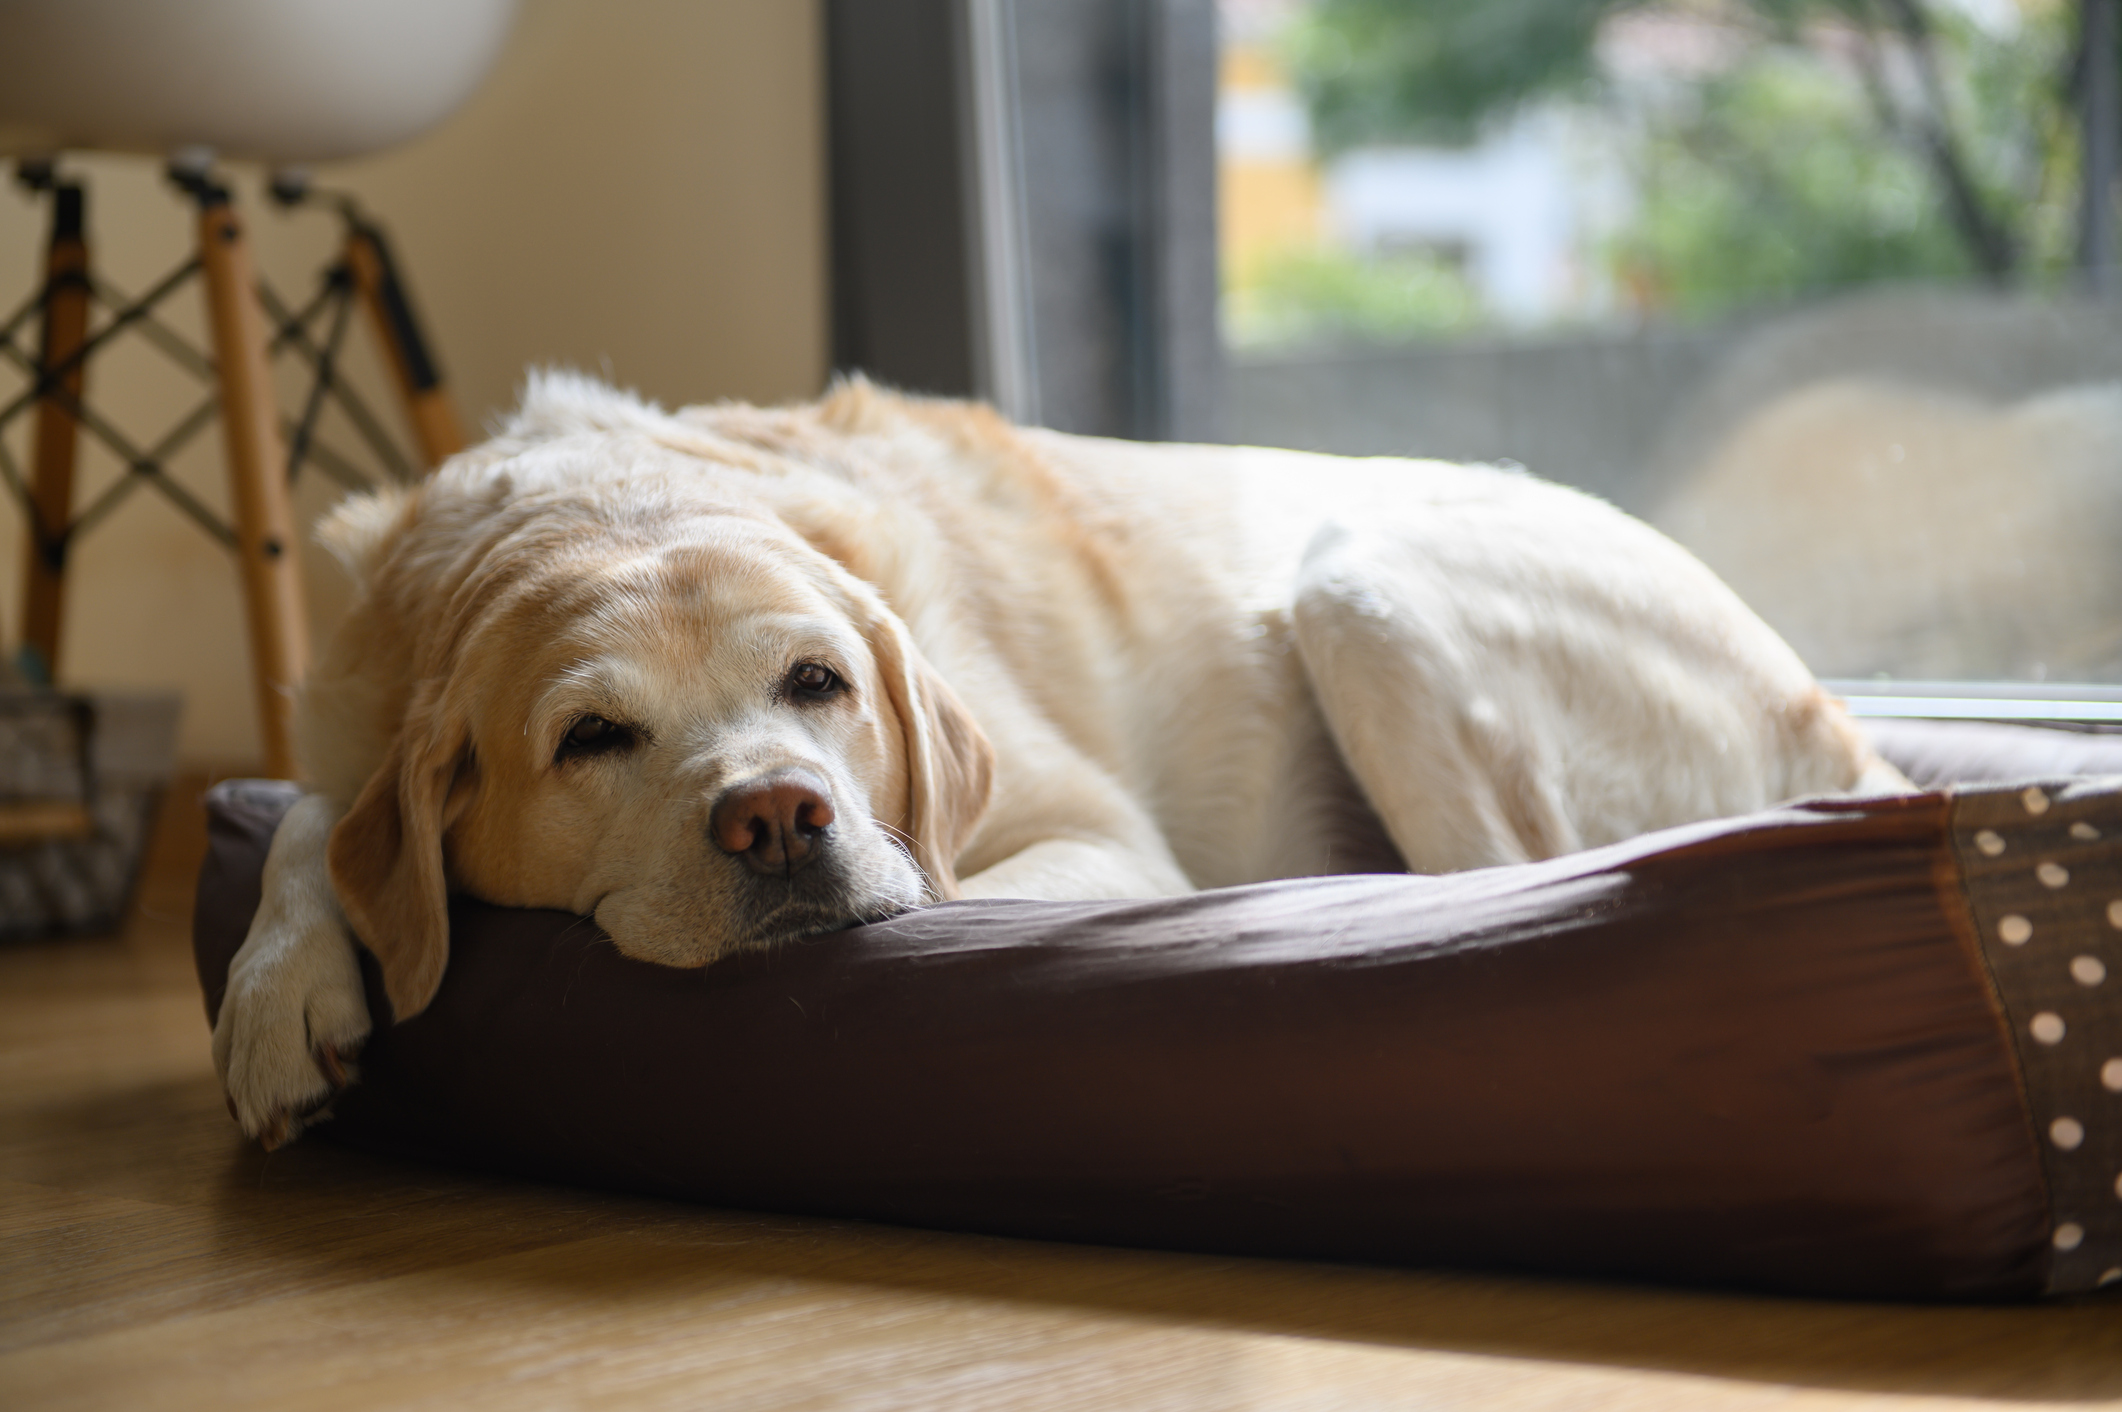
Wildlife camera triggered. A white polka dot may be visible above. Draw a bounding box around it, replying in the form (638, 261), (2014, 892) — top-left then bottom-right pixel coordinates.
(2116, 1172), (2122, 1201)
(2103, 1268), (2122, 1288)
(2110, 900), (2122, 930)
(2074, 821), (2102, 841)
(2057, 1221), (2086, 1251)
(2104, 1058), (2122, 1092)
(2033, 1012), (2068, 1044)
(2074, 955), (2108, 987)
(2040, 861), (2072, 889)
(1976, 829), (2007, 856)
(2000, 914), (2033, 946)
(2054, 1116), (2087, 1150)
(2025, 787), (2052, 815)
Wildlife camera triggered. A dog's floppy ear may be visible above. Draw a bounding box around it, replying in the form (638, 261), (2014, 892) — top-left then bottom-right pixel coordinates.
(864, 605), (995, 899)
(327, 683), (473, 1021)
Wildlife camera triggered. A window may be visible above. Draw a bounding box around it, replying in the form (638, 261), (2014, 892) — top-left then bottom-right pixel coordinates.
(1218, 0), (2122, 712)
(827, 0), (1218, 439)
(827, 0), (2122, 715)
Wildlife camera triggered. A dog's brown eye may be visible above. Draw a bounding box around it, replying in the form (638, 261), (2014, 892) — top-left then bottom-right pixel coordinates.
(787, 662), (843, 700)
(556, 714), (635, 762)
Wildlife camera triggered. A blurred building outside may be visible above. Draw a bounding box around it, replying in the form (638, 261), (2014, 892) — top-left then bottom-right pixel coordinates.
(1221, 0), (1628, 343)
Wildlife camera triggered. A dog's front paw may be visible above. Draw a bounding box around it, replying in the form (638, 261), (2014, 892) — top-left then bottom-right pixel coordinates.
(211, 921), (372, 1150)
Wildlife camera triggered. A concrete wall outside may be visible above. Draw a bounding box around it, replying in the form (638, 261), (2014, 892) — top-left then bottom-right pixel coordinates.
(0, 0), (827, 769)
(1226, 288), (2122, 517)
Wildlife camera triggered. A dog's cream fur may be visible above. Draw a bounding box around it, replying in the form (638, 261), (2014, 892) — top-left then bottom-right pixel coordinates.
(214, 373), (1892, 1146)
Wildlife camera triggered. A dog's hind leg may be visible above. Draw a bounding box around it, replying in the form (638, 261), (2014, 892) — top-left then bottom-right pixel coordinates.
(1290, 520), (1582, 874)
(1290, 497), (1885, 874)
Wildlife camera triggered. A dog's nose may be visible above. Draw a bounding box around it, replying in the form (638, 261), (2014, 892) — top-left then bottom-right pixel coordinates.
(709, 769), (837, 874)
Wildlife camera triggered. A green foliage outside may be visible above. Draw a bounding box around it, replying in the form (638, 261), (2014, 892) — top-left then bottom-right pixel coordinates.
(1225, 248), (1483, 348)
(1287, 0), (1625, 149)
(1615, 5), (2079, 319)
(1244, 0), (2097, 342)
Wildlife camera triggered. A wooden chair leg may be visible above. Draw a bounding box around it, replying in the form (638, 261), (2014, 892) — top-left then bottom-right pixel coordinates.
(197, 188), (308, 781)
(19, 180), (91, 684)
(344, 220), (464, 470)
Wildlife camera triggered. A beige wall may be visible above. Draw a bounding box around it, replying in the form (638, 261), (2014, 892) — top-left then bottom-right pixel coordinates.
(0, 0), (827, 768)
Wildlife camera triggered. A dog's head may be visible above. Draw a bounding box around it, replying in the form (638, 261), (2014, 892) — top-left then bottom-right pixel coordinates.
(323, 474), (994, 1021)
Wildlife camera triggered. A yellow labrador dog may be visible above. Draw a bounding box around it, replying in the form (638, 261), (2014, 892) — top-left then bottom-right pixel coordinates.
(215, 372), (1897, 1146)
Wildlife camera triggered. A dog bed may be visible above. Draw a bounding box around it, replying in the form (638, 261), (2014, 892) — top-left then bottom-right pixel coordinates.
(192, 719), (2122, 1301)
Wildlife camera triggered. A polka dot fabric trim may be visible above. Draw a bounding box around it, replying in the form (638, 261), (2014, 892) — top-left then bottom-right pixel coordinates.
(1952, 779), (2122, 1296)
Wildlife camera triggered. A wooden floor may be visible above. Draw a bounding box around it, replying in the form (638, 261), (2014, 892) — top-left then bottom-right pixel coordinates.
(5, 784), (2121, 1410)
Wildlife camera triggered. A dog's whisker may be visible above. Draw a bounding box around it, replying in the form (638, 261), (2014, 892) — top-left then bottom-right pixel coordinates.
(872, 818), (920, 854)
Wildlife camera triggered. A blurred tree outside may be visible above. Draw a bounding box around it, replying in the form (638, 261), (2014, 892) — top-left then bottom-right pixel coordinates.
(1249, 0), (2107, 334)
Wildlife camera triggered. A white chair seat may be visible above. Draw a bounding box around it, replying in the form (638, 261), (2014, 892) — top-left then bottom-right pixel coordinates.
(0, 0), (519, 164)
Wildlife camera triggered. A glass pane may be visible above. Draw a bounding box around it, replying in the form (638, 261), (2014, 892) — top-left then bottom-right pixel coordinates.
(1219, 0), (2122, 690)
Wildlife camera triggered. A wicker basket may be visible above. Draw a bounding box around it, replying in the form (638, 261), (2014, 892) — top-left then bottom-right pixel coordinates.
(1, 691), (181, 938)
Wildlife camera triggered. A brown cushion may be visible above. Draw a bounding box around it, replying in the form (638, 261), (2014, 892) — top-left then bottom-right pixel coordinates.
(1866, 717), (2122, 788)
(194, 758), (2070, 1301)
